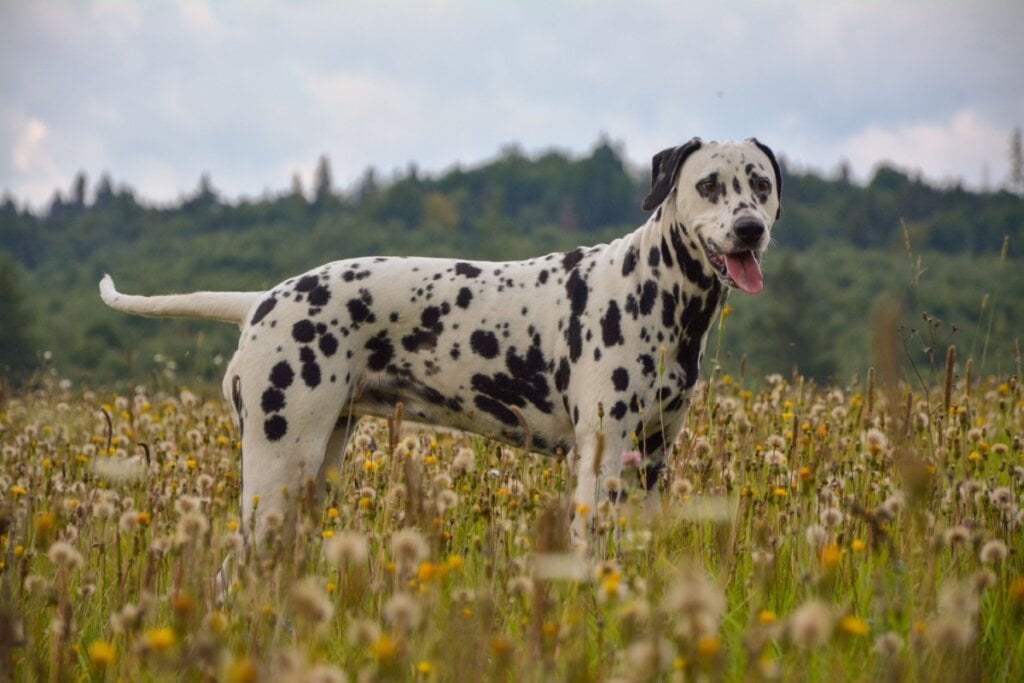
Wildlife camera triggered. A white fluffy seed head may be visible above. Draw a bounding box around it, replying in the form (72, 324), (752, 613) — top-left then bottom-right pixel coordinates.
(324, 531), (370, 568)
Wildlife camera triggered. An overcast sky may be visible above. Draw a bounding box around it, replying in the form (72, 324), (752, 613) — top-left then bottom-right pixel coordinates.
(2, 0), (1022, 208)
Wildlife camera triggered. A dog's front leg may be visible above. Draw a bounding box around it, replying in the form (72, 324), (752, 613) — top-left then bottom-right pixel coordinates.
(568, 429), (625, 550)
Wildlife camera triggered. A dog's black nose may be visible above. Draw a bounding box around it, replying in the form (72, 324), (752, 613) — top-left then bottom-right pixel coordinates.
(733, 217), (765, 246)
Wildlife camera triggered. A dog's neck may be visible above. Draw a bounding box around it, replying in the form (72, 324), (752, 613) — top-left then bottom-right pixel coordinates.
(627, 203), (727, 389)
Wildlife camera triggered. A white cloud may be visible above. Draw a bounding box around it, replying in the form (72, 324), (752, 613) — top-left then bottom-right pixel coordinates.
(12, 118), (48, 172)
(1, 0), (1021, 206)
(837, 110), (1012, 188)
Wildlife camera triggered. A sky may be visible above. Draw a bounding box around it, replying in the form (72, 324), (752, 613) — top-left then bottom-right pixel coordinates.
(1, 0), (1022, 209)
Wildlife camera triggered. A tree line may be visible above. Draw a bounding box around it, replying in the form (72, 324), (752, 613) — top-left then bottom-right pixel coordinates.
(1, 139), (1021, 387)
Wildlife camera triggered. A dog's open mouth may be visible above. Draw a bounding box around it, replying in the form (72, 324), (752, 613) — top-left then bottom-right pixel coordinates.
(702, 242), (764, 295)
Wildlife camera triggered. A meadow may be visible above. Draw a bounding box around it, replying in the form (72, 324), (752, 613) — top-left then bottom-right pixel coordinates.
(1, 353), (1022, 682)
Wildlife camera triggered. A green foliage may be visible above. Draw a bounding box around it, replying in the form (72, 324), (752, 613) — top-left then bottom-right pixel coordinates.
(1, 140), (1022, 386)
(0, 253), (40, 382)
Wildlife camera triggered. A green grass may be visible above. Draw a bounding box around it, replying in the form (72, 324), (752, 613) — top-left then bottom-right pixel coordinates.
(1, 367), (1022, 682)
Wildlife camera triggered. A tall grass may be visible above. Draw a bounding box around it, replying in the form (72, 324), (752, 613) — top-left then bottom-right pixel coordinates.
(0, 366), (1021, 682)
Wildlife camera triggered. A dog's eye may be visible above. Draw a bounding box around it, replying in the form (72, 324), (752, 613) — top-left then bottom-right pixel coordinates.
(757, 178), (772, 194)
(698, 178), (717, 195)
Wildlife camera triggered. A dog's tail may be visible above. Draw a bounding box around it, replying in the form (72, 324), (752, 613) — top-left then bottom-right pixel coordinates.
(99, 274), (263, 327)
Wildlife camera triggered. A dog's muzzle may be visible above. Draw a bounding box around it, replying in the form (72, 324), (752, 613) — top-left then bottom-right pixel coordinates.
(702, 217), (767, 295)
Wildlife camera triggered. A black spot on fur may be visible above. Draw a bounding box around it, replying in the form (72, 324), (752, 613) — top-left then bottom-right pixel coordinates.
(455, 262), (482, 278)
(456, 287), (473, 308)
(677, 283), (724, 387)
(292, 319), (316, 343)
(421, 306), (442, 328)
(648, 246), (660, 268)
(264, 415), (288, 441)
(660, 237), (674, 268)
(554, 357), (571, 392)
(270, 361), (294, 388)
(301, 358), (321, 388)
(347, 298), (375, 324)
(251, 296), (277, 325)
(671, 224), (712, 290)
(474, 395), (519, 426)
(402, 329), (438, 353)
(562, 248), (585, 271)
(470, 330), (500, 359)
(295, 275), (319, 292)
(566, 270), (588, 316)
(661, 290), (678, 329)
(639, 280), (658, 315)
(261, 388), (285, 413)
(610, 401), (628, 420)
(621, 247), (638, 276)
(537, 270), (549, 285)
(308, 285), (331, 307)
(365, 332), (394, 371)
(612, 367), (629, 392)
(566, 316), (583, 362)
(600, 300), (624, 347)
(319, 333), (339, 357)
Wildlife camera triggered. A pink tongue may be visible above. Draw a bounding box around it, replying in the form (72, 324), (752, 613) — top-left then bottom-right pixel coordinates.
(724, 252), (763, 294)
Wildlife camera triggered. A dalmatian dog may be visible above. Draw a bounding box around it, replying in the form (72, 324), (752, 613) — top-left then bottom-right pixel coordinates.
(100, 137), (781, 550)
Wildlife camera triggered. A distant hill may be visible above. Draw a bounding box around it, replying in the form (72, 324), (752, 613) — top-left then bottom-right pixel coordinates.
(1, 140), (1021, 387)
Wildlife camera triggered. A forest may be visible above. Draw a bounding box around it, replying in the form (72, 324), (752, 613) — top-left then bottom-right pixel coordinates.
(1, 139), (1022, 388)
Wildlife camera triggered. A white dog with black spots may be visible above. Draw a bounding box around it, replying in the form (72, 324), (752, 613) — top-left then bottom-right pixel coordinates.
(100, 137), (782, 554)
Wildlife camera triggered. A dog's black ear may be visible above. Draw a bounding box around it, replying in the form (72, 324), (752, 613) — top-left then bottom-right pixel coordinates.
(749, 137), (783, 219)
(642, 137), (702, 211)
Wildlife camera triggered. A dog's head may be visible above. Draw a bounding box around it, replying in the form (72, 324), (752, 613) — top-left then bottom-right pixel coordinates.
(643, 138), (782, 295)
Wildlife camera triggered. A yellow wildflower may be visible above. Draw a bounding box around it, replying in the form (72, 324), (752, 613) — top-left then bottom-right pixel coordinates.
(839, 615), (870, 637)
(371, 634), (397, 661)
(87, 641), (116, 669)
(143, 627), (177, 652)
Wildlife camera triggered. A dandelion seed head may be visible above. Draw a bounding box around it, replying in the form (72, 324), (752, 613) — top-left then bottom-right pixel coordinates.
(925, 617), (975, 649)
(324, 531), (370, 568)
(391, 527), (430, 570)
(507, 575), (534, 598)
(820, 506), (844, 528)
(435, 488), (459, 515)
(47, 540), (83, 569)
(788, 599), (833, 649)
(989, 487), (1013, 508)
(23, 574), (49, 593)
(452, 447), (476, 474)
(222, 532), (244, 554)
(289, 576), (334, 624)
(864, 428), (888, 456)
(346, 618), (380, 647)
(881, 492), (905, 518)
(671, 478), (693, 498)
(872, 631), (904, 657)
(383, 592), (422, 632)
(944, 525), (971, 546)
(174, 495), (203, 515)
(805, 524), (827, 548)
(938, 581), (980, 618)
(661, 568), (725, 641)
(979, 539), (1008, 564)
